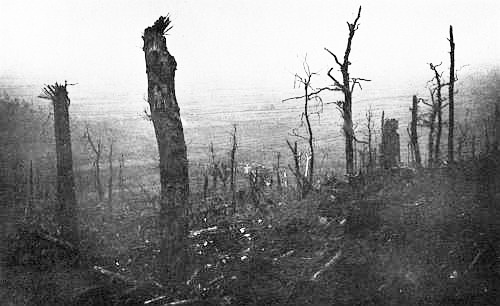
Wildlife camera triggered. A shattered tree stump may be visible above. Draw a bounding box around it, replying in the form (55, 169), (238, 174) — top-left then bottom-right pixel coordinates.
(143, 16), (190, 285)
(380, 119), (401, 169)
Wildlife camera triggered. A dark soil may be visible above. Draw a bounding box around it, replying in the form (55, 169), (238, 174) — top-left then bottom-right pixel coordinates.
(1, 160), (500, 305)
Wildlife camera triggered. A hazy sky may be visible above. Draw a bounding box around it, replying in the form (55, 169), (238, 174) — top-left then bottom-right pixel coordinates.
(1, 0), (499, 99)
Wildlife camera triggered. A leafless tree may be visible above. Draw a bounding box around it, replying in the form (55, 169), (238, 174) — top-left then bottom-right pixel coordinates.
(283, 59), (336, 196)
(274, 151), (282, 192)
(208, 142), (219, 191)
(286, 139), (305, 198)
(419, 88), (438, 167)
(456, 122), (468, 160)
(39, 82), (79, 246)
(118, 153), (125, 199)
(83, 125), (104, 201)
(409, 95), (422, 168)
(107, 139), (114, 213)
(429, 63), (446, 164)
(143, 16), (189, 284)
(493, 104), (500, 151)
(229, 124), (237, 213)
(423, 62), (455, 166)
(448, 25), (456, 163)
(364, 106), (375, 171)
(325, 6), (370, 177)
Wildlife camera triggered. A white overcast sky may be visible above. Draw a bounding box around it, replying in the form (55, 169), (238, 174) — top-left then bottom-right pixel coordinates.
(0, 0), (499, 98)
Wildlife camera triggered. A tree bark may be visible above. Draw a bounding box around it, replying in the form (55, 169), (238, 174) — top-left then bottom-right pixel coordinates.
(430, 64), (444, 164)
(427, 88), (437, 167)
(410, 95), (422, 167)
(303, 78), (314, 191)
(366, 108), (374, 171)
(40, 83), (79, 246)
(448, 25), (455, 164)
(326, 6), (363, 177)
(287, 140), (303, 198)
(229, 125), (237, 213)
(495, 104), (500, 151)
(84, 127), (104, 201)
(143, 16), (189, 285)
(107, 141), (113, 213)
(275, 152), (282, 191)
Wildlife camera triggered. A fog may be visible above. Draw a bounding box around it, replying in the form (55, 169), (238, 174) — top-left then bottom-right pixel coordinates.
(1, 0), (499, 106)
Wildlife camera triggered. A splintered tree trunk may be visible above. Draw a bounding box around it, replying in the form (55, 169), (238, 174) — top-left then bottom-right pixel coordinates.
(275, 152), (282, 191)
(40, 83), (79, 246)
(495, 104), (500, 151)
(343, 78), (354, 176)
(448, 25), (455, 164)
(107, 141), (113, 213)
(427, 90), (437, 167)
(229, 125), (237, 213)
(143, 16), (189, 285)
(95, 153), (103, 201)
(410, 95), (422, 167)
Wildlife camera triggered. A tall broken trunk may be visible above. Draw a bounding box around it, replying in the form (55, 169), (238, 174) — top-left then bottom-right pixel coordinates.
(410, 95), (422, 167)
(426, 88), (437, 167)
(39, 82), (79, 247)
(143, 16), (189, 285)
(380, 119), (400, 169)
(229, 125), (237, 213)
(494, 104), (500, 151)
(107, 140), (113, 214)
(325, 6), (367, 177)
(448, 25), (455, 164)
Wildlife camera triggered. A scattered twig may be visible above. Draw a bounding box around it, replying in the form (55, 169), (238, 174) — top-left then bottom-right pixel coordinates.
(466, 248), (485, 273)
(310, 250), (342, 281)
(93, 265), (137, 285)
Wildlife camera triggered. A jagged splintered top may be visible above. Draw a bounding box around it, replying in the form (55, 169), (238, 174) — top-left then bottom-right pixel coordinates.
(143, 15), (173, 53)
(39, 82), (70, 104)
(144, 15), (173, 38)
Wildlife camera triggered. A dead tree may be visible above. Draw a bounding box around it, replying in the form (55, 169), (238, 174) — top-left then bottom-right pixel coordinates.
(448, 25), (456, 163)
(107, 139), (114, 213)
(143, 16), (189, 285)
(364, 107), (375, 171)
(274, 152), (282, 191)
(457, 122), (468, 160)
(419, 89), (437, 167)
(283, 59), (338, 195)
(229, 124), (237, 213)
(208, 142), (219, 191)
(428, 63), (450, 165)
(39, 82), (79, 246)
(118, 153), (125, 199)
(25, 160), (34, 222)
(380, 119), (401, 169)
(471, 133), (477, 159)
(325, 6), (370, 177)
(494, 104), (500, 151)
(286, 139), (305, 198)
(409, 95), (422, 167)
(83, 126), (104, 201)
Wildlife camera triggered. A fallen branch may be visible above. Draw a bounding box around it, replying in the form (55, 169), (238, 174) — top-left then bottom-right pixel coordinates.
(162, 298), (203, 305)
(188, 226), (219, 238)
(93, 265), (137, 285)
(34, 228), (78, 253)
(144, 295), (168, 304)
(310, 250), (342, 281)
(466, 248), (485, 273)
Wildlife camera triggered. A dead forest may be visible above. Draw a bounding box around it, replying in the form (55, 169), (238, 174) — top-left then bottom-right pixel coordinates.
(1, 7), (500, 306)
